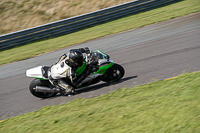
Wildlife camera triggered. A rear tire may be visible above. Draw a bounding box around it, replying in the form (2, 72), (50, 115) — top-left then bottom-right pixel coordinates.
(101, 63), (125, 82)
(29, 79), (56, 98)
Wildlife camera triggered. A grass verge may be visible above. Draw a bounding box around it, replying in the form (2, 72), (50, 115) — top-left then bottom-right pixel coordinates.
(0, 0), (200, 65)
(0, 0), (132, 34)
(1, 71), (200, 132)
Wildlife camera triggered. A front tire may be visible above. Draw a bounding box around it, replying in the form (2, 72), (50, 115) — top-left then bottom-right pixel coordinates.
(29, 79), (56, 98)
(101, 63), (125, 82)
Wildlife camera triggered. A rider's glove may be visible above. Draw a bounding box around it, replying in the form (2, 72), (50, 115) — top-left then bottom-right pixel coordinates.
(84, 47), (90, 54)
(79, 47), (90, 54)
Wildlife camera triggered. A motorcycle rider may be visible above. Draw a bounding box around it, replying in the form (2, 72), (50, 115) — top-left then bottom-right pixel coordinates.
(48, 47), (99, 95)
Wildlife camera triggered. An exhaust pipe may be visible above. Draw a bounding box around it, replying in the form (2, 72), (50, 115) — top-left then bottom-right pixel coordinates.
(35, 86), (59, 93)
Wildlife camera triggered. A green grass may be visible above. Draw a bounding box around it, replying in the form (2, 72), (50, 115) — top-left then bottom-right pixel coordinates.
(1, 0), (200, 65)
(1, 71), (200, 133)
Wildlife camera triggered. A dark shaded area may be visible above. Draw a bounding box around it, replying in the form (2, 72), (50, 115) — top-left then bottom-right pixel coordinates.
(41, 75), (138, 100)
(75, 75), (138, 94)
(42, 75), (138, 99)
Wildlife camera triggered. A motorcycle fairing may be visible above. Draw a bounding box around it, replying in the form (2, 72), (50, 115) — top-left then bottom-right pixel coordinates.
(50, 60), (71, 79)
(26, 66), (46, 80)
(94, 62), (113, 74)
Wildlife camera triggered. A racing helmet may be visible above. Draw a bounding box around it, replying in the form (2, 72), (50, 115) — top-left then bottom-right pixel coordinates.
(68, 49), (83, 67)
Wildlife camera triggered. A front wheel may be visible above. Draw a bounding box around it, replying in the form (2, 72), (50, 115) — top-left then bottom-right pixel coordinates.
(29, 79), (56, 98)
(101, 63), (125, 82)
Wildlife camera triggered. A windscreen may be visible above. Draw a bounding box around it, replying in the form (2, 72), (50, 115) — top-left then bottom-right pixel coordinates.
(92, 51), (104, 59)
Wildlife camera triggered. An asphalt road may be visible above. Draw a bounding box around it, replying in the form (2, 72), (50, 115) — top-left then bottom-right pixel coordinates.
(0, 12), (200, 120)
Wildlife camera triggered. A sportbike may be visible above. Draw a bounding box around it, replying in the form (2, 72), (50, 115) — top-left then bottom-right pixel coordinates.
(26, 50), (125, 98)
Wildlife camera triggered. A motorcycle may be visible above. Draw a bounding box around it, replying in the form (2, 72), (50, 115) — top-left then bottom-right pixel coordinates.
(26, 50), (125, 98)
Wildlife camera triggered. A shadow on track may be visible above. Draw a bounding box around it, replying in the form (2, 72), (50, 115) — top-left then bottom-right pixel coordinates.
(75, 75), (138, 94)
(43, 75), (138, 99)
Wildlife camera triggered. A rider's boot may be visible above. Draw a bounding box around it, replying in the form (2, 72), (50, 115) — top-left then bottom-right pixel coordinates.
(58, 79), (75, 96)
(49, 75), (74, 96)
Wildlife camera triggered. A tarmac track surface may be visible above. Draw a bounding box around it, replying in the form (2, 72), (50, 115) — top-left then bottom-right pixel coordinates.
(0, 12), (200, 120)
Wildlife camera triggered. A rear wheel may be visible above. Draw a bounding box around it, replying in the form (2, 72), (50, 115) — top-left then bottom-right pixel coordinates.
(101, 63), (125, 82)
(29, 79), (56, 98)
